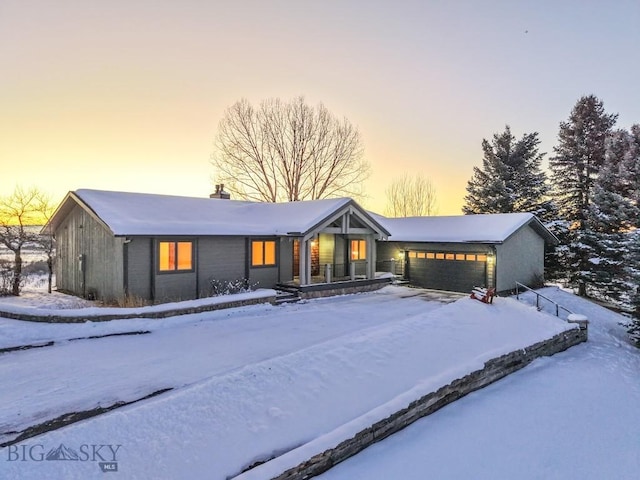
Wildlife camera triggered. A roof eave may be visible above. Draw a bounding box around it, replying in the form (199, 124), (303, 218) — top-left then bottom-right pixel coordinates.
(45, 191), (116, 236)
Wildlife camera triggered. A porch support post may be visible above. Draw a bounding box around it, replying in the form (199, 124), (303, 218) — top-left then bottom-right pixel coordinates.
(299, 238), (307, 285)
(367, 235), (374, 279)
(306, 238), (312, 284)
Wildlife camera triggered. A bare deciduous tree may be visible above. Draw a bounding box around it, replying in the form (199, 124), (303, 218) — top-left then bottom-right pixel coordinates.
(0, 187), (54, 295)
(33, 194), (56, 294)
(384, 173), (438, 217)
(212, 96), (370, 202)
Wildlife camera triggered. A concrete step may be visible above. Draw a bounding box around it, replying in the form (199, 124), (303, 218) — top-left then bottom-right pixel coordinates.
(274, 292), (300, 305)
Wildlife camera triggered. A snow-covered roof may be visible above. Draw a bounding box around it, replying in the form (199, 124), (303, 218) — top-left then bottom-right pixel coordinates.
(372, 212), (556, 244)
(51, 189), (385, 237)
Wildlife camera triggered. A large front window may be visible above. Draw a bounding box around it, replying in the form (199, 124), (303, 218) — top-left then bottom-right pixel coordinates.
(159, 241), (193, 271)
(351, 239), (367, 260)
(252, 240), (276, 267)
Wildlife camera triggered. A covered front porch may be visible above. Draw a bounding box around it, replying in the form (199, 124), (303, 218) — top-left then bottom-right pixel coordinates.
(283, 202), (390, 288)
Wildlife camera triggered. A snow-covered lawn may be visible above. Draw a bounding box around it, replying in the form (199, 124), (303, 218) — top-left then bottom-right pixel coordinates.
(0, 286), (576, 479)
(0, 287), (447, 445)
(318, 287), (640, 480)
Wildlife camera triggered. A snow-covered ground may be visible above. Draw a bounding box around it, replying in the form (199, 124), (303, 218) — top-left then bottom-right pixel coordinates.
(318, 287), (640, 480)
(0, 287), (445, 445)
(0, 285), (577, 479)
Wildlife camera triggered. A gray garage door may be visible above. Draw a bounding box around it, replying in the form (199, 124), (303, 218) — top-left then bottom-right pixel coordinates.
(407, 251), (487, 293)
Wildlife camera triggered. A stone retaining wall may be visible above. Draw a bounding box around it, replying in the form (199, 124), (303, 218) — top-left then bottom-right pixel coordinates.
(270, 326), (587, 480)
(298, 278), (390, 299)
(0, 295), (275, 323)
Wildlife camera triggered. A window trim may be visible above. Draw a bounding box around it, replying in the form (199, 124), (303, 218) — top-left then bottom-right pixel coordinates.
(251, 239), (278, 268)
(157, 239), (195, 274)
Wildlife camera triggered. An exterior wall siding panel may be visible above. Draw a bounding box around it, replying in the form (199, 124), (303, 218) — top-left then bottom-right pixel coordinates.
(319, 233), (335, 268)
(495, 226), (544, 292)
(197, 237), (246, 297)
(249, 266), (279, 289)
(126, 237), (152, 300)
(54, 204), (123, 301)
(154, 272), (197, 302)
(279, 238), (294, 283)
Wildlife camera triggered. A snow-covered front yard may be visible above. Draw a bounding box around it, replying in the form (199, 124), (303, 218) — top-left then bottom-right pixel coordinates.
(319, 288), (640, 480)
(0, 285), (634, 479)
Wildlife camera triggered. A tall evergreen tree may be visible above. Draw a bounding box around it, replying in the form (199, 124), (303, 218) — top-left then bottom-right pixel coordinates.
(463, 125), (551, 217)
(583, 129), (637, 301)
(623, 125), (640, 219)
(622, 125), (640, 345)
(626, 230), (640, 347)
(548, 95), (618, 296)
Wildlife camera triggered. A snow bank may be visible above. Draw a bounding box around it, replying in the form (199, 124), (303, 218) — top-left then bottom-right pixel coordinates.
(0, 289), (275, 319)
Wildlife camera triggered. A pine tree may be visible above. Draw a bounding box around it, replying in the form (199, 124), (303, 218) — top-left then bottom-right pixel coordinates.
(463, 125), (551, 217)
(623, 125), (640, 219)
(548, 95), (618, 296)
(625, 230), (640, 347)
(543, 215), (569, 282)
(583, 129), (636, 301)
(622, 125), (640, 345)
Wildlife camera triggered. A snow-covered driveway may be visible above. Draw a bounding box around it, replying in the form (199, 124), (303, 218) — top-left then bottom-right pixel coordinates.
(0, 286), (576, 480)
(0, 287), (450, 445)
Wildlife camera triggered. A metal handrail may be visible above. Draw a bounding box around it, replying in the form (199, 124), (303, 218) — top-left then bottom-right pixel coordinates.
(515, 282), (574, 319)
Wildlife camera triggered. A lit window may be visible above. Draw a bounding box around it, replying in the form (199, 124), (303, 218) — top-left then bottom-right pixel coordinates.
(159, 241), (193, 272)
(177, 242), (192, 269)
(408, 251), (417, 258)
(445, 253), (455, 260)
(351, 240), (367, 260)
(477, 254), (487, 262)
(436, 253), (445, 260)
(417, 252), (426, 259)
(466, 254), (477, 261)
(252, 240), (276, 266)
(455, 254), (465, 261)
(426, 252), (435, 259)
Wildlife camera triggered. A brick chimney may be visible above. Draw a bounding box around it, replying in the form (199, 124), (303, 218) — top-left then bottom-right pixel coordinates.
(210, 184), (231, 199)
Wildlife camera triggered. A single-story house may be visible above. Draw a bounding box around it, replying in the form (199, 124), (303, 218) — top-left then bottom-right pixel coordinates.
(45, 189), (557, 302)
(374, 212), (558, 293)
(45, 189), (390, 303)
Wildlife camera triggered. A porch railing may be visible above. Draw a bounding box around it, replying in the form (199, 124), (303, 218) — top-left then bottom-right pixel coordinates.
(311, 262), (368, 284)
(376, 259), (404, 277)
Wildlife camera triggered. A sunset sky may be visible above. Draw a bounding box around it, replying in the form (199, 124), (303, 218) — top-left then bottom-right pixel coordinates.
(1, 0), (639, 215)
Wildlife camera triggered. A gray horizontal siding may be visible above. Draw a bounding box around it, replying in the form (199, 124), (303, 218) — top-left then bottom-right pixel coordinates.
(126, 237), (152, 300)
(279, 238), (294, 283)
(249, 266), (279, 289)
(197, 237), (247, 297)
(154, 271), (197, 303)
(496, 225), (545, 292)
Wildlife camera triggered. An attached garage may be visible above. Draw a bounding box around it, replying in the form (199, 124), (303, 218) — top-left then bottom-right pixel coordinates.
(374, 212), (557, 294)
(406, 250), (488, 292)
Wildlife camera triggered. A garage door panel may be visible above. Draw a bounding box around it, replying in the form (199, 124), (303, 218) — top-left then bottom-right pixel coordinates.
(408, 254), (486, 292)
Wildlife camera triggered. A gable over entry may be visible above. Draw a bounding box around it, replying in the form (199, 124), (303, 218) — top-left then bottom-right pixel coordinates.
(288, 202), (390, 286)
